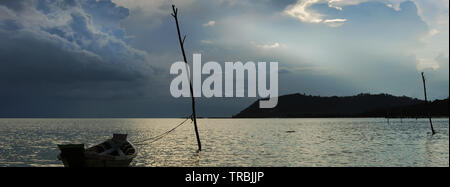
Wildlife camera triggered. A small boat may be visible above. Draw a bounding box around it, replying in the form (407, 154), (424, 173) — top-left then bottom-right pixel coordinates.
(57, 134), (137, 167)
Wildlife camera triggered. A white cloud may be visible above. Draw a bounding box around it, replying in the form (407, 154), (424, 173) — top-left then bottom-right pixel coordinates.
(255, 42), (281, 49)
(324, 18), (347, 27)
(203, 20), (216, 27)
(407, 0), (449, 71)
(416, 58), (440, 71)
(429, 29), (440, 36)
(284, 0), (348, 27)
(285, 0), (324, 23)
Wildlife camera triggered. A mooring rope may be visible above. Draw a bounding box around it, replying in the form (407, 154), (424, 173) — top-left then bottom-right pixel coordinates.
(134, 115), (193, 145)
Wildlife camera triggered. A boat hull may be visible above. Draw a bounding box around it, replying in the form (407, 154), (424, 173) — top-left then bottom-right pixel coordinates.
(58, 155), (134, 167)
(57, 134), (137, 167)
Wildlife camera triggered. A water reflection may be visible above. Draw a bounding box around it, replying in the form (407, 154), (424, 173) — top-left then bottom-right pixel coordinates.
(0, 118), (448, 167)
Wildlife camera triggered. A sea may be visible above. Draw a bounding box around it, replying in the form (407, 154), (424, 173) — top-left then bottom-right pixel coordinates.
(0, 118), (448, 167)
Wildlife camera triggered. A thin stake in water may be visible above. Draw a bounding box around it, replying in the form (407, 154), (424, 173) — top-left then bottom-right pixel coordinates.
(171, 4), (202, 151)
(421, 72), (436, 135)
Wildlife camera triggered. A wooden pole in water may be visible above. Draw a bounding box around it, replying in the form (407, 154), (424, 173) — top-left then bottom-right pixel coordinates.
(421, 72), (436, 135)
(171, 5), (202, 151)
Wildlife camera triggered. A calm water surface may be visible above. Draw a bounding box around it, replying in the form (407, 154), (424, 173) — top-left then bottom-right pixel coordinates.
(0, 118), (448, 167)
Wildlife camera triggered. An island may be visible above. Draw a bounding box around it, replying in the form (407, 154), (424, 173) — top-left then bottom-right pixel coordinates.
(233, 93), (449, 118)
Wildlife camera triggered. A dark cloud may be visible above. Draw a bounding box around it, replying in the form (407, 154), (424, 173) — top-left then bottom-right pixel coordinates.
(0, 0), (166, 117)
(0, 0), (28, 11)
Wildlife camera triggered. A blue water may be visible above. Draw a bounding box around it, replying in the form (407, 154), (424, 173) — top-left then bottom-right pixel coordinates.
(0, 118), (448, 167)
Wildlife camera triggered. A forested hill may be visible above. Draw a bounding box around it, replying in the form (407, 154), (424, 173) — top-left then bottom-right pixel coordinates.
(233, 93), (449, 118)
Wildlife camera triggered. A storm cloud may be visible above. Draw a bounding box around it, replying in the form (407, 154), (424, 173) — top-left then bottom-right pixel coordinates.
(0, 0), (168, 117)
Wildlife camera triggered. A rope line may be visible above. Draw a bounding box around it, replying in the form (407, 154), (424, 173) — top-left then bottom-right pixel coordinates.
(133, 1), (192, 146)
(134, 115), (193, 145)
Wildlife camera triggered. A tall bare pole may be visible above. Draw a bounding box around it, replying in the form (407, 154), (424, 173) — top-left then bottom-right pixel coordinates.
(171, 5), (202, 151)
(421, 72), (436, 135)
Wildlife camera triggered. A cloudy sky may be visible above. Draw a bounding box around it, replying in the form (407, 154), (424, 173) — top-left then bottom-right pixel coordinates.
(0, 0), (448, 117)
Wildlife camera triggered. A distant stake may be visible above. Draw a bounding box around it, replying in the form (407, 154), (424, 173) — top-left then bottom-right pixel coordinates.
(171, 5), (202, 151)
(386, 112), (390, 125)
(421, 72), (436, 135)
